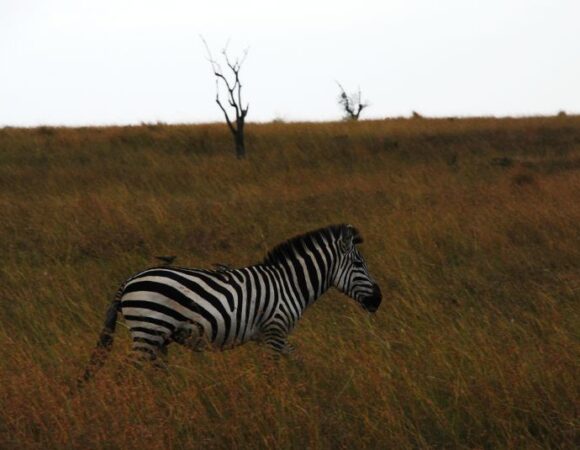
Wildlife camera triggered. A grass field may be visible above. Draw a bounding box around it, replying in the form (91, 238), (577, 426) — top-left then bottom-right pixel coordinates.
(0, 116), (579, 449)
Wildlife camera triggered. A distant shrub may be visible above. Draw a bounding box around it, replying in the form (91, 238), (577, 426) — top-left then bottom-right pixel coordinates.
(512, 172), (536, 186)
(336, 82), (369, 121)
(36, 126), (56, 136)
(140, 121), (166, 130)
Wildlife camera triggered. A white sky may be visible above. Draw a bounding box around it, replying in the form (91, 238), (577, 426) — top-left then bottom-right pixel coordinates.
(1, 0), (579, 126)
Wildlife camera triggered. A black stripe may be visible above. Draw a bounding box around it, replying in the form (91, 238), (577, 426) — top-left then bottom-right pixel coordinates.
(285, 250), (309, 306)
(264, 326), (285, 339)
(314, 232), (335, 281)
(260, 267), (278, 324)
(233, 278), (244, 342)
(232, 269), (246, 342)
(229, 270), (245, 284)
(303, 236), (327, 295)
(277, 260), (303, 315)
(131, 327), (167, 337)
(124, 281), (196, 310)
(275, 306), (292, 331)
(229, 269), (247, 342)
(122, 300), (190, 322)
(248, 267), (263, 333)
(269, 340), (285, 350)
(242, 268), (253, 341)
(297, 240), (320, 298)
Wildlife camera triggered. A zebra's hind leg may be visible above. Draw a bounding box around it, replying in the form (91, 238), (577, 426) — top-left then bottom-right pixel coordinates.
(127, 343), (157, 367)
(281, 342), (296, 355)
(172, 322), (208, 352)
(127, 333), (170, 370)
(153, 342), (169, 371)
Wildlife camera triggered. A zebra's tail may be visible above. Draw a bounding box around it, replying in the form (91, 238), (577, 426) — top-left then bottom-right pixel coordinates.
(78, 296), (121, 387)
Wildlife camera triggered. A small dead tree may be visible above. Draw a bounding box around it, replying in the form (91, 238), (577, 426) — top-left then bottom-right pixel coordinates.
(202, 38), (249, 159)
(336, 82), (368, 121)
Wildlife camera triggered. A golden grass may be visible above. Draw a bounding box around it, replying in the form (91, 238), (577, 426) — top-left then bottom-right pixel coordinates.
(0, 116), (579, 449)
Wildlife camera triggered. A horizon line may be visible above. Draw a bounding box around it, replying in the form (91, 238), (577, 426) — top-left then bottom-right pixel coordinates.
(2, 111), (578, 130)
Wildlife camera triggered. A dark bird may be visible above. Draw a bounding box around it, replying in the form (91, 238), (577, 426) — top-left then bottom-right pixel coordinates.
(155, 255), (177, 266)
(491, 157), (514, 167)
(212, 263), (232, 272)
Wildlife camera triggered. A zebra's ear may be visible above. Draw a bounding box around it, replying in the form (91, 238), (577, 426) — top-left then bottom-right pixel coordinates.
(349, 225), (363, 245)
(338, 236), (352, 253)
(338, 225), (358, 253)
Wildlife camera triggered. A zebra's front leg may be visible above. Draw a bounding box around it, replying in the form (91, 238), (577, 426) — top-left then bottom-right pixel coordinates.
(127, 334), (170, 370)
(261, 337), (305, 376)
(282, 342), (296, 354)
(262, 330), (297, 360)
(280, 342), (305, 365)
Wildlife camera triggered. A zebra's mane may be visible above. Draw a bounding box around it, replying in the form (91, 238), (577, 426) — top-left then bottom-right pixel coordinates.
(261, 224), (362, 266)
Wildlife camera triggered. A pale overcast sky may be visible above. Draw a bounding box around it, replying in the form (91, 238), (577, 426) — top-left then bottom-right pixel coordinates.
(0, 0), (578, 126)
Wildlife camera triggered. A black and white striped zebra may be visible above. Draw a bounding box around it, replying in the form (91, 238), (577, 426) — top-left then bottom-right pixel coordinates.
(82, 224), (381, 380)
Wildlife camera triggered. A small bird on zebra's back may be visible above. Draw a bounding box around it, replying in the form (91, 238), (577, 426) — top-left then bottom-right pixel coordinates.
(155, 255), (176, 266)
(80, 224), (382, 383)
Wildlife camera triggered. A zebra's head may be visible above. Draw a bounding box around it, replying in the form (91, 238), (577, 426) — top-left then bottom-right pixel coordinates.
(332, 225), (382, 313)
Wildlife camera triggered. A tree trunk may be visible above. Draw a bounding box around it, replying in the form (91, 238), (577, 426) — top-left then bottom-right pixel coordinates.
(234, 120), (246, 159)
(234, 134), (245, 159)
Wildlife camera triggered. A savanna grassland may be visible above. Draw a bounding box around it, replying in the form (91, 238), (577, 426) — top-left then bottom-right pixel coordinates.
(0, 116), (579, 449)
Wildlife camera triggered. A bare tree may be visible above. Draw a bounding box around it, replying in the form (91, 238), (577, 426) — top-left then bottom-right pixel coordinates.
(336, 82), (368, 121)
(202, 38), (249, 159)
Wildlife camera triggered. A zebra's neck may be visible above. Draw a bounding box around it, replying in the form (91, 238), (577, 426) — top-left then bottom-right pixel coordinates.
(259, 227), (344, 314)
(269, 249), (334, 311)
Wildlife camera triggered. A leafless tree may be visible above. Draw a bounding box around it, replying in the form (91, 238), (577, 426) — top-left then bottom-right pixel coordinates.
(336, 82), (368, 120)
(202, 38), (249, 158)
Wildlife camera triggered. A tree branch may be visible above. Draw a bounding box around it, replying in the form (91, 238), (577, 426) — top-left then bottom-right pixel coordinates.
(201, 36), (249, 158)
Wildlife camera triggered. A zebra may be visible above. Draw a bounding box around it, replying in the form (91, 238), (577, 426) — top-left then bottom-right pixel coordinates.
(81, 224), (382, 381)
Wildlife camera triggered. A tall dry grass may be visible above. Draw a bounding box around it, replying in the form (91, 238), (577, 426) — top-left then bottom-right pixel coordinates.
(0, 117), (579, 449)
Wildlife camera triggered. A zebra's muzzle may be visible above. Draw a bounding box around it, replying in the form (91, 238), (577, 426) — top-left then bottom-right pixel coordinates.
(361, 284), (382, 313)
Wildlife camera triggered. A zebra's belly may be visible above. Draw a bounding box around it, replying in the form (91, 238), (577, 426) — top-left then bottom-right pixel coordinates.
(172, 321), (260, 352)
